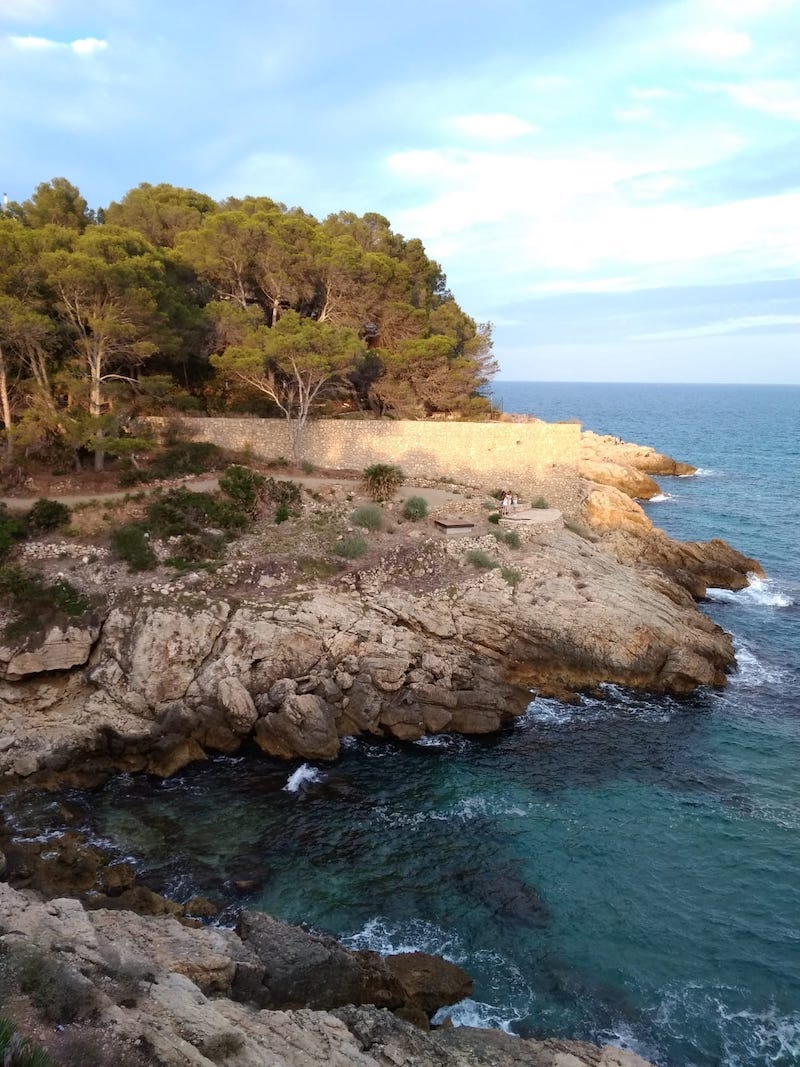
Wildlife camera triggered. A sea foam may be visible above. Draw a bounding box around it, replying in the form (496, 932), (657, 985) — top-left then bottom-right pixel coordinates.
(282, 763), (324, 792)
(707, 575), (793, 609)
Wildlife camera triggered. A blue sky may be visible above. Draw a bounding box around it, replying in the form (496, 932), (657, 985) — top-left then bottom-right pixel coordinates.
(2, 0), (798, 383)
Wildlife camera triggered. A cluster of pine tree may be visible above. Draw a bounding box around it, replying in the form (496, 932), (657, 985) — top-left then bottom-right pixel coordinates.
(0, 178), (497, 470)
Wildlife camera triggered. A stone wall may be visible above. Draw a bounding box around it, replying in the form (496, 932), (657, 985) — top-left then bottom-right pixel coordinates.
(156, 416), (583, 506)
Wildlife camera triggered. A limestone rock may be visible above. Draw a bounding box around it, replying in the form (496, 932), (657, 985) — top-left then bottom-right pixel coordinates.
(0, 620), (100, 680)
(217, 675), (258, 733)
(580, 459), (661, 500)
(254, 693), (340, 760)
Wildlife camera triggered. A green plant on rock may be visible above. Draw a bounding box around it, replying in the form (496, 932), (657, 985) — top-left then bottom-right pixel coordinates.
(275, 503), (290, 524)
(0, 566), (94, 638)
(219, 465), (267, 515)
(146, 488), (248, 538)
(25, 498), (71, 533)
(0, 505), (25, 560)
(402, 496), (428, 521)
(465, 549), (499, 569)
(0, 1017), (57, 1067)
(333, 536), (368, 559)
(110, 524), (156, 572)
(301, 460), (315, 474)
(265, 478), (302, 517)
(351, 504), (383, 531)
(363, 463), (404, 502)
(532, 496), (549, 509)
(501, 566), (521, 587)
(488, 513), (501, 525)
(503, 530), (521, 549)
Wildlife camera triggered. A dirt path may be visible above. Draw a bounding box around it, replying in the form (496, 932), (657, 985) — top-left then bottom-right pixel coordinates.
(1, 475), (471, 511)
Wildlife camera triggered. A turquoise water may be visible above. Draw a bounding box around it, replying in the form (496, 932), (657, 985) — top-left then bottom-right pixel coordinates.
(21, 384), (799, 1066)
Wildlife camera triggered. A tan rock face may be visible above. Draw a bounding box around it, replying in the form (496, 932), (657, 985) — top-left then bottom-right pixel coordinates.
(0, 620), (100, 680)
(579, 459), (661, 500)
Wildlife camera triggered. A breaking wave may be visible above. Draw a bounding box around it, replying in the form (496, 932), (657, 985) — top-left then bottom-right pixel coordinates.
(707, 575), (793, 609)
(283, 763), (324, 792)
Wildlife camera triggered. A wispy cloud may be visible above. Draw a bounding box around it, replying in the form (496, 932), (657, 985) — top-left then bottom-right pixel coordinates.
(450, 113), (537, 140)
(680, 27), (752, 58)
(8, 34), (108, 55)
(633, 313), (800, 340)
(723, 79), (800, 120)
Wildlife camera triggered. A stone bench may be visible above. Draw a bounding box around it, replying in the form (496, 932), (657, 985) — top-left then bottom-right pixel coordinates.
(433, 518), (476, 537)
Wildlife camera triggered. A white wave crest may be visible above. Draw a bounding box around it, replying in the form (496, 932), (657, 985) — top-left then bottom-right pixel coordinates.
(433, 997), (520, 1033)
(648, 493), (672, 503)
(731, 645), (790, 688)
(691, 468), (718, 477)
(707, 575), (793, 609)
(282, 763), (324, 792)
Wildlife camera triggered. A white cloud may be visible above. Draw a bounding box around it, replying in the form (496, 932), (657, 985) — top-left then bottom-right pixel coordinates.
(9, 33), (58, 49)
(8, 33), (108, 55)
(630, 87), (679, 101)
(530, 277), (642, 295)
(70, 37), (108, 56)
(451, 113), (536, 140)
(614, 106), (652, 123)
(681, 27), (752, 58)
(633, 314), (800, 341)
(725, 80), (800, 120)
(1, 0), (53, 19)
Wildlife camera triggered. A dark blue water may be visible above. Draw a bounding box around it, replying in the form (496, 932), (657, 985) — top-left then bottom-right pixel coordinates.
(27, 384), (799, 1067)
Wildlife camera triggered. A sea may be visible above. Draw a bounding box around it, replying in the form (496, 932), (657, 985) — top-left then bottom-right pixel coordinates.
(15, 383), (800, 1067)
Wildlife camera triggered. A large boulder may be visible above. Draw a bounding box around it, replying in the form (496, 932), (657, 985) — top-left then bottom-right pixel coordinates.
(254, 692), (340, 760)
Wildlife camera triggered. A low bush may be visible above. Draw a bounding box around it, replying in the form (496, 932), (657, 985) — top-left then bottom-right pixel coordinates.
(488, 513), (501, 525)
(402, 496), (428, 521)
(0, 1017), (56, 1067)
(532, 496), (549, 509)
(25, 498), (71, 533)
(501, 566), (521, 587)
(2, 943), (95, 1023)
(275, 503), (290, 524)
(110, 524), (156, 572)
(0, 566), (94, 638)
(147, 441), (223, 479)
(351, 504), (383, 531)
(504, 530), (522, 549)
(363, 463), (404, 502)
(219, 465), (267, 514)
(0, 505), (25, 560)
(300, 460), (315, 474)
(146, 489), (248, 539)
(465, 549), (499, 569)
(265, 478), (302, 516)
(265, 456), (289, 469)
(333, 536), (368, 559)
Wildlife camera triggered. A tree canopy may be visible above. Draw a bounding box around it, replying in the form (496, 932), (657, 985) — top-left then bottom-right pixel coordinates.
(0, 177), (497, 467)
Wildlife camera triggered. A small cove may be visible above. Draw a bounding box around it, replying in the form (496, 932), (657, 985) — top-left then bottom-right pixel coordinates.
(17, 382), (800, 1067)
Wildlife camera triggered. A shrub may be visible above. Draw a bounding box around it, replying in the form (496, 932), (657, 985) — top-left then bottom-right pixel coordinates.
(504, 530), (521, 549)
(0, 566), (94, 638)
(488, 513), (501, 524)
(146, 489), (248, 539)
(402, 496), (428, 521)
(3, 943), (95, 1023)
(333, 536), (368, 559)
(266, 456), (290, 469)
(0, 1017), (57, 1067)
(0, 505), (25, 560)
(275, 503), (290, 524)
(25, 498), (71, 533)
(490, 488), (505, 501)
(465, 549), (499, 569)
(301, 460), (315, 474)
(351, 504), (383, 531)
(265, 478), (302, 516)
(363, 463), (404, 501)
(110, 524), (156, 572)
(532, 496), (549, 509)
(501, 566), (521, 587)
(219, 465), (267, 514)
(146, 441), (223, 480)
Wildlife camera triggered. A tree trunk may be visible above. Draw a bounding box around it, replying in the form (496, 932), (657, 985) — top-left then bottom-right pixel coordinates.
(90, 349), (105, 472)
(0, 343), (13, 463)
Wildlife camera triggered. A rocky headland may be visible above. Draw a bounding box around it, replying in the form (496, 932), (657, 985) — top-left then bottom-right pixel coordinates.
(0, 426), (761, 1065)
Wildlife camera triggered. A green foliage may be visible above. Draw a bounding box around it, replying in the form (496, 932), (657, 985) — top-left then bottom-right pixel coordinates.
(488, 513), (501, 525)
(490, 489), (505, 500)
(146, 488), (248, 538)
(301, 460), (315, 474)
(501, 566), (521, 587)
(402, 495), (429, 521)
(503, 530), (522, 548)
(297, 557), (338, 579)
(219, 464), (267, 514)
(465, 549), (499, 569)
(265, 456), (290, 468)
(25, 498), (71, 533)
(0, 505), (25, 560)
(110, 524), (157, 571)
(275, 503), (290, 524)
(1, 942), (94, 1023)
(333, 536), (368, 559)
(351, 504), (384, 531)
(363, 463), (404, 501)
(0, 1016), (57, 1067)
(0, 565), (93, 637)
(532, 496), (549, 509)
(148, 441), (223, 479)
(265, 477), (302, 515)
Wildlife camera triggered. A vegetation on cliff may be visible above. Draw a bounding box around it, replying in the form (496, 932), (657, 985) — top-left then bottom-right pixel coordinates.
(0, 178), (497, 473)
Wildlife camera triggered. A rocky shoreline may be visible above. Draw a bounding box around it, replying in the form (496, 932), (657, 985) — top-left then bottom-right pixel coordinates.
(0, 430), (761, 1065)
